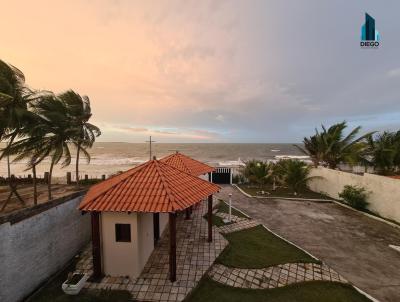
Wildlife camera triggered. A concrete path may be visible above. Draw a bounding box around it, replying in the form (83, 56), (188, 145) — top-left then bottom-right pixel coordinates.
(216, 185), (400, 302)
(209, 262), (346, 289)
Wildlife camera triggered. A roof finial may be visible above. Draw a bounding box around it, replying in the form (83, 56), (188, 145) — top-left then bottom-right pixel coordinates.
(153, 155), (157, 160)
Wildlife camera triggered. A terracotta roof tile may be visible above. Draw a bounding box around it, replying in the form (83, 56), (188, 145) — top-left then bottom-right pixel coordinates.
(160, 152), (215, 176)
(78, 159), (220, 213)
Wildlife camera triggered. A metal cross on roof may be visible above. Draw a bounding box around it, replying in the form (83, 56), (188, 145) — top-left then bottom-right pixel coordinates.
(145, 136), (156, 160)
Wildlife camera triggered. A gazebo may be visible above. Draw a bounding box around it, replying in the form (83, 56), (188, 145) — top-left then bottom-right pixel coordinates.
(78, 159), (220, 282)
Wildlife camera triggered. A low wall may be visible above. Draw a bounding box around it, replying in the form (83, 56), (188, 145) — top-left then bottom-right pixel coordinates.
(0, 192), (90, 302)
(309, 167), (400, 223)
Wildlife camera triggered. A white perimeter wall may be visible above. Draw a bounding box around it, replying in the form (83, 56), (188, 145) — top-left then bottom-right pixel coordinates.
(0, 195), (90, 302)
(309, 167), (400, 223)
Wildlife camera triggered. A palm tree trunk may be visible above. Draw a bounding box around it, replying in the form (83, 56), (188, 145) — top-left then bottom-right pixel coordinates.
(32, 165), (37, 205)
(7, 155), (11, 178)
(76, 144), (81, 187)
(48, 161), (54, 201)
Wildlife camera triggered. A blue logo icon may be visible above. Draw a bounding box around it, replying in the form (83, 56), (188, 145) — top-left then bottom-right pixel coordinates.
(360, 13), (380, 48)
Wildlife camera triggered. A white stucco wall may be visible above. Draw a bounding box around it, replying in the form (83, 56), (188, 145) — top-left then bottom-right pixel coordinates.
(101, 212), (163, 279)
(101, 212), (140, 279)
(137, 213), (154, 271)
(309, 167), (400, 223)
(159, 213), (169, 234)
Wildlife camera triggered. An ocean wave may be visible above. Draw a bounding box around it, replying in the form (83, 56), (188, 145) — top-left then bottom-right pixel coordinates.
(89, 157), (146, 165)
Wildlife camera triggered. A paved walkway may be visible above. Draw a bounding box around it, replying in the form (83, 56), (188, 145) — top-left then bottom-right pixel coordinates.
(214, 212), (247, 223)
(217, 219), (259, 234)
(216, 185), (400, 302)
(209, 262), (346, 289)
(75, 199), (228, 302)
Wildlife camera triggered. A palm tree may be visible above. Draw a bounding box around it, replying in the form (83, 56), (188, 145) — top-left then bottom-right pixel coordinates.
(268, 161), (286, 190)
(28, 94), (74, 200)
(294, 130), (325, 167)
(365, 131), (399, 175)
(241, 160), (269, 188)
(0, 60), (32, 178)
(295, 122), (373, 169)
(280, 159), (317, 195)
(58, 90), (100, 186)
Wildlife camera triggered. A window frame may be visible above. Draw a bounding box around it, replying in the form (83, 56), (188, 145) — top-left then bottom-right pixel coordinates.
(115, 223), (131, 242)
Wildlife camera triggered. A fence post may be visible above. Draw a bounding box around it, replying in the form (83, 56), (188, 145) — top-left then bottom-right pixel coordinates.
(66, 172), (72, 185)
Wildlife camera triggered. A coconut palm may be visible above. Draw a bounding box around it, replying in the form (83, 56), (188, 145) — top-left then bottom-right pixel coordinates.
(279, 159), (317, 195)
(241, 160), (270, 188)
(58, 90), (101, 186)
(27, 94), (74, 200)
(268, 161), (286, 190)
(294, 131), (325, 167)
(365, 131), (400, 175)
(295, 122), (374, 169)
(0, 60), (33, 178)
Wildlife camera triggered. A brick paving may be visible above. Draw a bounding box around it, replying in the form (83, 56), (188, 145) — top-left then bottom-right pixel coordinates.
(217, 218), (260, 234)
(75, 199), (228, 302)
(214, 212), (247, 223)
(208, 263), (347, 289)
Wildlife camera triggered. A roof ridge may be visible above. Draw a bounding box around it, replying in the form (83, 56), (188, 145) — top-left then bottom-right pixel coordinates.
(157, 160), (219, 188)
(177, 153), (192, 174)
(153, 160), (179, 211)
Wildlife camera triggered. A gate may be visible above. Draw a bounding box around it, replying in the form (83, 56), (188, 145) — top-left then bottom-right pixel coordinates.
(211, 167), (232, 184)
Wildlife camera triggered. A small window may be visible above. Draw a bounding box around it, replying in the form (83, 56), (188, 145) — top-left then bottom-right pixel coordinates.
(115, 224), (131, 242)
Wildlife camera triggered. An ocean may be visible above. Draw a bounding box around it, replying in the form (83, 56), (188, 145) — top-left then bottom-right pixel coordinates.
(0, 142), (305, 178)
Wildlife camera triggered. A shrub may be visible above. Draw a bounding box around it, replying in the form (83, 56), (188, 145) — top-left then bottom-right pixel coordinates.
(232, 174), (245, 184)
(339, 185), (369, 210)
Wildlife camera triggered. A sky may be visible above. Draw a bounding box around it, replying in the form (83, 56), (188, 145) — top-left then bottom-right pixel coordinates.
(1, 0), (400, 143)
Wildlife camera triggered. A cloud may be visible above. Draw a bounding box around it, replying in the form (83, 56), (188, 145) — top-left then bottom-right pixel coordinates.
(122, 127), (148, 132)
(215, 114), (225, 122)
(154, 130), (177, 135)
(387, 68), (400, 78)
(2, 1), (400, 142)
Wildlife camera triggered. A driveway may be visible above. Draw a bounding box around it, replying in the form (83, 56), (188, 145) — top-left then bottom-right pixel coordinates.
(216, 185), (400, 302)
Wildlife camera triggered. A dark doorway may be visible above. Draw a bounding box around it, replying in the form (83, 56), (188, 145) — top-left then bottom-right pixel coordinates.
(212, 168), (231, 184)
(153, 213), (160, 245)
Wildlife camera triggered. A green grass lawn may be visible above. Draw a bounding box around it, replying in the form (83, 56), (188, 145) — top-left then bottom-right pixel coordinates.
(28, 260), (130, 302)
(185, 277), (371, 302)
(208, 214), (229, 227)
(204, 200), (246, 227)
(238, 184), (330, 200)
(216, 199), (248, 218)
(217, 225), (320, 268)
